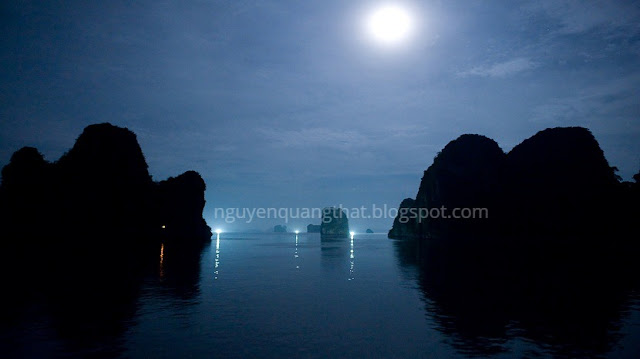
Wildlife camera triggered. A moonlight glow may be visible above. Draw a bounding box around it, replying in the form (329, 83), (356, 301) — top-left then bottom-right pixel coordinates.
(365, 4), (414, 46)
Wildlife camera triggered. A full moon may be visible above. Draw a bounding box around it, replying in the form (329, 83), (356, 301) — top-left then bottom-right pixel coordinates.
(365, 4), (414, 46)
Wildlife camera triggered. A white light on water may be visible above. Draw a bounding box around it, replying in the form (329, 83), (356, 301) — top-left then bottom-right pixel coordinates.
(295, 230), (299, 234)
(215, 229), (222, 235)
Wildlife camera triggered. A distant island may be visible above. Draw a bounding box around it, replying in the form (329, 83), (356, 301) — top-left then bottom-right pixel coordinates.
(389, 127), (640, 240)
(307, 224), (321, 233)
(366, 229), (374, 233)
(320, 207), (350, 239)
(274, 225), (287, 233)
(0, 123), (212, 245)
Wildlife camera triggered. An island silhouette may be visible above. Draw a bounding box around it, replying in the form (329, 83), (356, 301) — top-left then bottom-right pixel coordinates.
(389, 126), (640, 241)
(274, 224), (288, 233)
(0, 123), (212, 245)
(386, 126), (640, 357)
(320, 207), (350, 239)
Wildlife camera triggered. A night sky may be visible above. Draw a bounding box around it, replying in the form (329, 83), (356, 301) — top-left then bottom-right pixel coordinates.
(2, 1), (640, 231)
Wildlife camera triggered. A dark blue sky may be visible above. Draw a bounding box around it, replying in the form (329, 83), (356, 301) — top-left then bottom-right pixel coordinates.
(2, 0), (640, 231)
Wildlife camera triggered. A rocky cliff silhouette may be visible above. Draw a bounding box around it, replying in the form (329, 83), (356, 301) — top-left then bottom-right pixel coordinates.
(389, 127), (638, 240)
(274, 225), (287, 233)
(320, 207), (350, 239)
(0, 123), (212, 246)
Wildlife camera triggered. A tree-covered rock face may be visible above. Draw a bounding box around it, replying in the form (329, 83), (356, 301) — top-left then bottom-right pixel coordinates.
(157, 170), (211, 240)
(500, 127), (620, 234)
(57, 123), (152, 187)
(388, 198), (417, 239)
(414, 134), (506, 238)
(506, 127), (617, 188)
(320, 207), (349, 238)
(0, 123), (211, 244)
(389, 127), (628, 240)
(1, 147), (49, 189)
(0, 147), (51, 238)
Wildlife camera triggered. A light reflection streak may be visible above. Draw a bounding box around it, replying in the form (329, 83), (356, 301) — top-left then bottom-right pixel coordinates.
(295, 233), (299, 269)
(214, 234), (220, 279)
(159, 243), (165, 279)
(349, 237), (355, 281)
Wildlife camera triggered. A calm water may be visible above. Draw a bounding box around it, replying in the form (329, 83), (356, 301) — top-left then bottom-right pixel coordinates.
(3, 233), (640, 358)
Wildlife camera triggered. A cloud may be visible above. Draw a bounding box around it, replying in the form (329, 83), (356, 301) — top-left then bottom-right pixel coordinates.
(457, 58), (537, 78)
(522, 0), (640, 36)
(258, 127), (370, 151)
(529, 71), (640, 134)
(528, 71), (640, 180)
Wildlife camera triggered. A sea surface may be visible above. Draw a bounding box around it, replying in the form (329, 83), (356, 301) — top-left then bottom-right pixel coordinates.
(3, 232), (640, 358)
